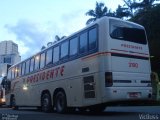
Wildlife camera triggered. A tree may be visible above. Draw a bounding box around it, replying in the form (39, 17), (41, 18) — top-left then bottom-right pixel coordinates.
(131, 0), (160, 10)
(47, 42), (53, 47)
(86, 2), (115, 25)
(115, 0), (160, 19)
(41, 46), (46, 50)
(55, 35), (66, 41)
(123, 0), (135, 16)
(115, 5), (131, 18)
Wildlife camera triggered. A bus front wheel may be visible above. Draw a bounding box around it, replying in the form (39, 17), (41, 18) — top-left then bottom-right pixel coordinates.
(55, 91), (67, 113)
(41, 93), (52, 112)
(10, 96), (18, 110)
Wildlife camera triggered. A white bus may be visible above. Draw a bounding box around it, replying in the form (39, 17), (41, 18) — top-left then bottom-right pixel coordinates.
(5, 17), (152, 113)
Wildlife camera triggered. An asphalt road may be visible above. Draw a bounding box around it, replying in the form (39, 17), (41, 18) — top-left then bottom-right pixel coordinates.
(0, 106), (160, 120)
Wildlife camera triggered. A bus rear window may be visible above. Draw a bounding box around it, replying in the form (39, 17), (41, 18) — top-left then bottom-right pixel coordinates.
(110, 26), (147, 44)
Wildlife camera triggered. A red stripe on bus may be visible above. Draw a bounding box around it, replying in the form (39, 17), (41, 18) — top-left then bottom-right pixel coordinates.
(81, 52), (111, 60)
(111, 48), (149, 56)
(82, 51), (149, 60)
(129, 51), (149, 55)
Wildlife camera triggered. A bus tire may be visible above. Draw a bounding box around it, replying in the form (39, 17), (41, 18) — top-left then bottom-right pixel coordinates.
(41, 93), (52, 112)
(10, 96), (18, 110)
(55, 91), (67, 113)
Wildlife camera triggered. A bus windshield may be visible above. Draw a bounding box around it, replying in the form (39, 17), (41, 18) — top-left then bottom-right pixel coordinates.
(110, 19), (147, 45)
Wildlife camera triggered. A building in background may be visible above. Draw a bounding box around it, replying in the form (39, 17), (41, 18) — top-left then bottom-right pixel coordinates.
(0, 40), (18, 55)
(0, 40), (21, 77)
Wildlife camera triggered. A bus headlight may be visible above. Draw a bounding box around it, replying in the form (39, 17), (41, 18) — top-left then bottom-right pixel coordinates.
(2, 98), (5, 102)
(23, 84), (28, 91)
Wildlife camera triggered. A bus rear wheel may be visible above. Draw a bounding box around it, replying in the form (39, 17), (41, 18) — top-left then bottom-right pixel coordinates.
(41, 93), (52, 112)
(55, 91), (67, 113)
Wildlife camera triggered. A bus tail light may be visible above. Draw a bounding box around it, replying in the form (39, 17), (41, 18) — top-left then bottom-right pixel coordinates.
(105, 72), (113, 87)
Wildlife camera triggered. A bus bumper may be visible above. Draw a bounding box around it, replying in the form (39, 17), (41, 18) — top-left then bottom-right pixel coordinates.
(102, 87), (152, 105)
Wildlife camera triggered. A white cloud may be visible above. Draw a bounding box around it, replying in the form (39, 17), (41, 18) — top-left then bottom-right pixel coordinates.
(4, 13), (88, 60)
(4, 20), (57, 60)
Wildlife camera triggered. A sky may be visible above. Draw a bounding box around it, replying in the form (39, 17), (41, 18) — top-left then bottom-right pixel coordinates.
(0, 0), (124, 60)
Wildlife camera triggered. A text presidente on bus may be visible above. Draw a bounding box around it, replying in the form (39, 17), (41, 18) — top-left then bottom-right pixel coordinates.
(23, 65), (65, 84)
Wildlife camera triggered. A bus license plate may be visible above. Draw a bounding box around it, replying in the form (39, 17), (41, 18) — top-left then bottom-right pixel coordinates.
(128, 92), (141, 98)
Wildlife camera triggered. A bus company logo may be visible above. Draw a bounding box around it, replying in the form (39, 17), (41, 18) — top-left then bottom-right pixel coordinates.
(139, 114), (159, 120)
(121, 44), (143, 50)
(24, 65), (65, 84)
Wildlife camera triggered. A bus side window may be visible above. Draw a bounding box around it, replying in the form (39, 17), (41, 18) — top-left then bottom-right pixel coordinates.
(80, 32), (88, 54)
(11, 67), (15, 80)
(21, 62), (26, 76)
(46, 48), (53, 66)
(35, 55), (40, 70)
(15, 66), (18, 78)
(7, 69), (12, 80)
(15, 64), (21, 77)
(25, 60), (30, 74)
(69, 37), (78, 57)
(30, 57), (35, 72)
(89, 27), (97, 50)
(60, 41), (69, 60)
(18, 64), (22, 77)
(40, 52), (46, 69)
(53, 46), (59, 63)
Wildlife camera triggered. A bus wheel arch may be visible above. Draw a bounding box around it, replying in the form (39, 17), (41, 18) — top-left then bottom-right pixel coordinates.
(41, 90), (52, 112)
(53, 88), (67, 113)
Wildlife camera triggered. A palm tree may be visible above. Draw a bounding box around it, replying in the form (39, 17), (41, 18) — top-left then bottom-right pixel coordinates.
(47, 42), (53, 47)
(86, 2), (114, 25)
(131, 0), (160, 10)
(55, 35), (66, 41)
(115, 5), (131, 18)
(123, 0), (135, 16)
(41, 46), (46, 50)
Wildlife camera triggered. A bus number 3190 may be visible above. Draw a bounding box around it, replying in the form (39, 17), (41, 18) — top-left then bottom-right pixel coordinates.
(129, 62), (138, 68)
